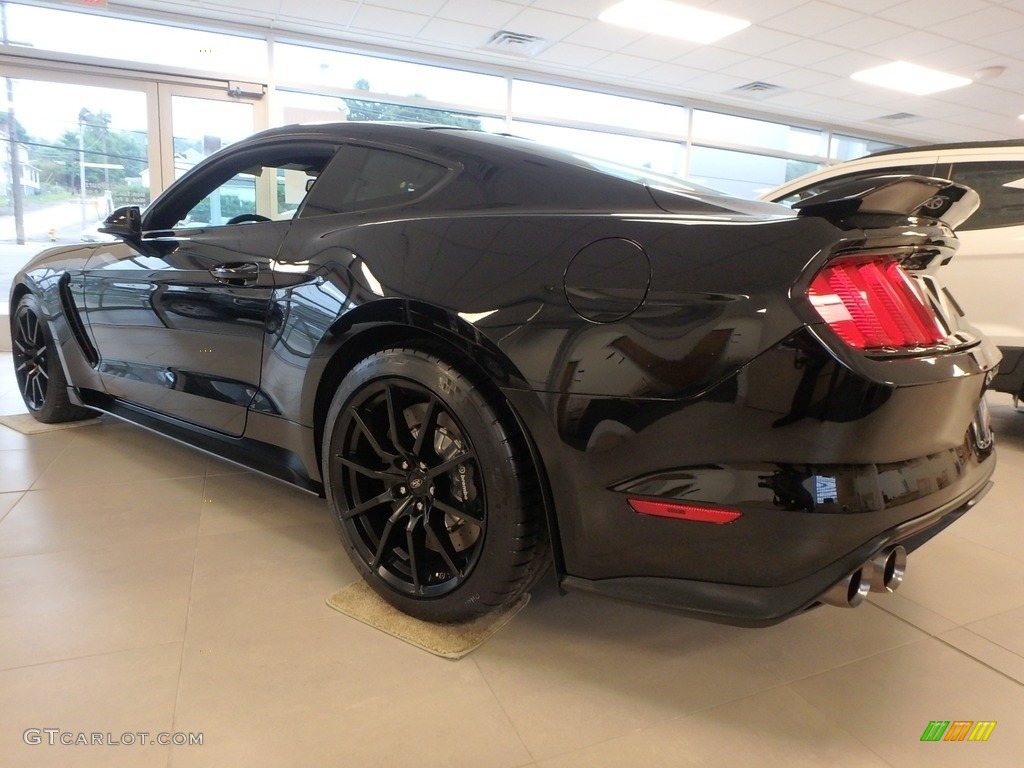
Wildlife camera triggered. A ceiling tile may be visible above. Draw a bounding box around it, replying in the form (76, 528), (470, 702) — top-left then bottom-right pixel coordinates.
(672, 47), (748, 72)
(504, 7), (589, 40)
(879, 0), (991, 26)
(359, 0), (447, 13)
(416, 18), (494, 48)
(974, 26), (1024, 56)
(768, 68), (836, 91)
(715, 27), (802, 57)
(815, 17), (911, 48)
(680, 72), (752, 95)
(760, 2), (862, 36)
(926, 5), (1024, 39)
(531, 42), (609, 68)
(860, 30), (952, 60)
(351, 5), (431, 36)
(276, 0), (359, 26)
(636, 63), (704, 87)
(562, 21), (645, 51)
(718, 57), (795, 82)
(436, 0), (521, 29)
(705, 0), (809, 24)
(817, 0), (903, 13)
(812, 51), (890, 78)
(619, 36), (700, 62)
(764, 39), (849, 67)
(527, 0), (596, 16)
(586, 52), (663, 77)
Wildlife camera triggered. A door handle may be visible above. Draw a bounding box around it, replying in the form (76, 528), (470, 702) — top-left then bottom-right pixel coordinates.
(210, 262), (260, 286)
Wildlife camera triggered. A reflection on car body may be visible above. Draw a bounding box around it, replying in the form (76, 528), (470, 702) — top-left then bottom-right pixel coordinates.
(10, 123), (998, 625)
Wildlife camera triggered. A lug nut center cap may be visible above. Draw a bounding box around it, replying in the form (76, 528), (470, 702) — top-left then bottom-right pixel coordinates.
(406, 470), (430, 497)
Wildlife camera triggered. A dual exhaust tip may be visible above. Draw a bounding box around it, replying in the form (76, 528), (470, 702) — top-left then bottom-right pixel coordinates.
(821, 545), (907, 608)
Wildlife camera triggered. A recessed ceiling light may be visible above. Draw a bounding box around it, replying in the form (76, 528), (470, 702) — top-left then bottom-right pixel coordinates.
(851, 61), (971, 96)
(599, 0), (750, 44)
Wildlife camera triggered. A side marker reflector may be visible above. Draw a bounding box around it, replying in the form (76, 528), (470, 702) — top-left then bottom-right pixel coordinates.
(628, 498), (742, 524)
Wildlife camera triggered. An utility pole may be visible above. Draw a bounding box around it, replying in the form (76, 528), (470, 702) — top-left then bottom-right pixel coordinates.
(2, 2), (26, 244)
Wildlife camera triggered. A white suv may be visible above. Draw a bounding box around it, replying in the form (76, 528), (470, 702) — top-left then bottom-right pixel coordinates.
(765, 140), (1024, 398)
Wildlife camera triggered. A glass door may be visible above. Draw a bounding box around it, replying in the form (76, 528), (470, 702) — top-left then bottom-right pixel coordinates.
(158, 83), (266, 188)
(1, 73), (156, 245)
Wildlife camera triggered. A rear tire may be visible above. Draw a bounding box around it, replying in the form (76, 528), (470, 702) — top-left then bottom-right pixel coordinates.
(11, 294), (95, 424)
(322, 347), (548, 623)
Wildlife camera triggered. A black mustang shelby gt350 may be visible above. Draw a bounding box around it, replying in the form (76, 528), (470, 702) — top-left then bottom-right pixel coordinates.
(10, 123), (998, 624)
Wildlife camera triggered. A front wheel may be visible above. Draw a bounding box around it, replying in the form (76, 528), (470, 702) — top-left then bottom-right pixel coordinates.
(322, 347), (547, 622)
(11, 293), (94, 424)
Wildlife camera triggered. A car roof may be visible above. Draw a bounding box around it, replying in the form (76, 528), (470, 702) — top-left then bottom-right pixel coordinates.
(868, 138), (1024, 158)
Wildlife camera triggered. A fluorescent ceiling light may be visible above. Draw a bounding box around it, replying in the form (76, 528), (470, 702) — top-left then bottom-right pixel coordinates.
(851, 61), (971, 96)
(599, 0), (750, 44)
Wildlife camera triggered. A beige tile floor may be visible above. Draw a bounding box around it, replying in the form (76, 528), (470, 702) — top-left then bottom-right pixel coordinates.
(1, 348), (1023, 767)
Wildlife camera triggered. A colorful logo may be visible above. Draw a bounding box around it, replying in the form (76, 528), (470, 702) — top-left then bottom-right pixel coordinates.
(920, 721), (996, 742)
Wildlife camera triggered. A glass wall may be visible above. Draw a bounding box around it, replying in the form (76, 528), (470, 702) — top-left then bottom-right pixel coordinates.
(1, 78), (150, 243)
(0, 2), (906, 246)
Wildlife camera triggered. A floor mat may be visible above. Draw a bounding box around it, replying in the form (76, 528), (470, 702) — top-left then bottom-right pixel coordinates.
(326, 580), (528, 659)
(0, 413), (102, 435)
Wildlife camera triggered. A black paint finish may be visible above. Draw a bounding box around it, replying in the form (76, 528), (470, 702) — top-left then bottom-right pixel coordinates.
(9, 123), (1000, 624)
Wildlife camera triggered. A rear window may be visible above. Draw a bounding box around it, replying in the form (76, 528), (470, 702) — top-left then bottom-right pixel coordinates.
(948, 161), (1024, 231)
(300, 145), (449, 216)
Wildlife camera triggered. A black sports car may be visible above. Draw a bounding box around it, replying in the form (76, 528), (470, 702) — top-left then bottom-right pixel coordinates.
(10, 123), (998, 625)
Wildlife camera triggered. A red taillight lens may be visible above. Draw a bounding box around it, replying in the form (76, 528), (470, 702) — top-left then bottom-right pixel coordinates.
(808, 257), (947, 350)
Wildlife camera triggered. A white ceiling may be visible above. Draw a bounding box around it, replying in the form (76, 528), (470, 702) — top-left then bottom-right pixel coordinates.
(103, 0), (1024, 143)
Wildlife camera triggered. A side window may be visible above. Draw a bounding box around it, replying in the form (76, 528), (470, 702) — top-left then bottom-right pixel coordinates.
(949, 161), (1024, 231)
(774, 164), (937, 205)
(147, 143), (338, 231)
(178, 170), (257, 228)
(301, 145), (449, 217)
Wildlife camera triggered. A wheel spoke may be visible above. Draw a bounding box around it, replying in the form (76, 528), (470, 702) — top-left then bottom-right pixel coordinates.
(412, 396), (441, 460)
(371, 500), (410, 569)
(384, 384), (414, 458)
(427, 451), (478, 479)
(339, 489), (395, 521)
(334, 454), (401, 482)
(425, 515), (463, 578)
(350, 408), (396, 463)
(433, 497), (485, 529)
(405, 517), (422, 591)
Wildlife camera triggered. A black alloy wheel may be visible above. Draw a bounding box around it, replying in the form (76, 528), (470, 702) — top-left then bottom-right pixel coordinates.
(323, 347), (547, 622)
(12, 294), (94, 424)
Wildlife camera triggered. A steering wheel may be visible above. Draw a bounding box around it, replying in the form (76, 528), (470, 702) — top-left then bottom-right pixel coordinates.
(226, 213), (271, 225)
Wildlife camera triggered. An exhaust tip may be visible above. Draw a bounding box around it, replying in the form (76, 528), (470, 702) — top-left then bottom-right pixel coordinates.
(821, 568), (870, 608)
(867, 546), (907, 593)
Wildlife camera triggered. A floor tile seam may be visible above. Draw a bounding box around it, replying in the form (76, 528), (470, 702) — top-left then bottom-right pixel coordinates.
(0, 527), (206, 562)
(0, 490), (25, 524)
(470, 654), (540, 765)
(194, 518), (335, 540)
(784, 683), (899, 768)
(934, 628), (1024, 688)
(0, 639), (184, 675)
(732, 630), (935, 690)
(949, 528), (1024, 565)
(170, 473), (206, 739)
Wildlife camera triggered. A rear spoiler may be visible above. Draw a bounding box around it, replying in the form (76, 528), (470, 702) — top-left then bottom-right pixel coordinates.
(792, 175), (980, 231)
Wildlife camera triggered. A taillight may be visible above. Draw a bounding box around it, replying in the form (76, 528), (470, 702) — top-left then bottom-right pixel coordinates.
(808, 256), (947, 350)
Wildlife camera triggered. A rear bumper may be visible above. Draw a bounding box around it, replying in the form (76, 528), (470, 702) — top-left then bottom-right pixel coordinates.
(505, 324), (999, 618)
(561, 476), (993, 627)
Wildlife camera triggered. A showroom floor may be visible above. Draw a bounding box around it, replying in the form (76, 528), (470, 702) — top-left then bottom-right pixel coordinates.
(1, 349), (1024, 768)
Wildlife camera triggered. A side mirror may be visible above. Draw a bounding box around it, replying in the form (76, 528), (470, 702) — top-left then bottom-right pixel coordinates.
(99, 206), (142, 240)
